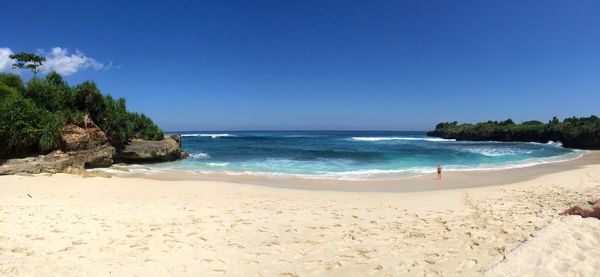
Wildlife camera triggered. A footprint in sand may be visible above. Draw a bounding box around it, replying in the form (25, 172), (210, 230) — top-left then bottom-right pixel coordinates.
(302, 259), (322, 268)
(72, 240), (86, 245)
(211, 269), (226, 274)
(325, 261), (342, 271)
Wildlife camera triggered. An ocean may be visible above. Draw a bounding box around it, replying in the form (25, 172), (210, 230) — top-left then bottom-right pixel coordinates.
(138, 131), (583, 180)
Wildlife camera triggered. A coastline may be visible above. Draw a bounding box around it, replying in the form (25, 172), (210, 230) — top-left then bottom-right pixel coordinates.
(1, 152), (599, 275)
(121, 150), (599, 192)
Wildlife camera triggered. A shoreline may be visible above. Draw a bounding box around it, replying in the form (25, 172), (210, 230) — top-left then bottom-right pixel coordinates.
(120, 150), (600, 192)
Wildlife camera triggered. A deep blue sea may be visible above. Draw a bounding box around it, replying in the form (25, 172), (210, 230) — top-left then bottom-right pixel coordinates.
(139, 131), (583, 180)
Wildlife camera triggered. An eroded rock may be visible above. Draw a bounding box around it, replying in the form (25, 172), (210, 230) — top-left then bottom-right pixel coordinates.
(0, 145), (115, 175)
(61, 118), (108, 151)
(116, 134), (186, 163)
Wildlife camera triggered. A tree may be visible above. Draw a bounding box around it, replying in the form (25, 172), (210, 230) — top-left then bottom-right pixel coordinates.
(9, 52), (46, 77)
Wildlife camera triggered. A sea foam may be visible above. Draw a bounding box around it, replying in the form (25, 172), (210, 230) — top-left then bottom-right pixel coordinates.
(181, 133), (232, 138)
(190, 153), (210, 159)
(351, 137), (455, 142)
(460, 147), (534, 157)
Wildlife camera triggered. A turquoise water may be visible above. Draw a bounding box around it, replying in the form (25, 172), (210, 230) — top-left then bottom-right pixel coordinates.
(143, 131), (583, 180)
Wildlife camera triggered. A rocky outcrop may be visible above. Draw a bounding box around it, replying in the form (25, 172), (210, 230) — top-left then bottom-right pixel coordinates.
(0, 145), (115, 175)
(0, 119), (186, 175)
(61, 118), (108, 151)
(115, 134), (187, 163)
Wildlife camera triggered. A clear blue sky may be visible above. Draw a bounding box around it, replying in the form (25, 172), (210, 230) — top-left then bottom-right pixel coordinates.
(1, 0), (599, 131)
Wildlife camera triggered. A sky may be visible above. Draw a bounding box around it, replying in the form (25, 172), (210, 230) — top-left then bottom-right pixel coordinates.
(1, 0), (599, 131)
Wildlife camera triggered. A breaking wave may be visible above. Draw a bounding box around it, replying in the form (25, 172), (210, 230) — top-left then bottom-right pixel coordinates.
(350, 137), (456, 142)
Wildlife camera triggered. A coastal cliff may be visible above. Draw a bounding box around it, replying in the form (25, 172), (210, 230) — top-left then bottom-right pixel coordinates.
(427, 116), (600, 149)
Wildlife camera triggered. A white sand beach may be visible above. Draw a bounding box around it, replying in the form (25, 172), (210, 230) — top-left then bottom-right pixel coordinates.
(1, 152), (599, 276)
(486, 216), (600, 277)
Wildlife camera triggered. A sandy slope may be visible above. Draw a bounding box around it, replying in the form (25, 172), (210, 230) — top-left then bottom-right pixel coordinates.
(486, 216), (600, 277)
(0, 161), (599, 276)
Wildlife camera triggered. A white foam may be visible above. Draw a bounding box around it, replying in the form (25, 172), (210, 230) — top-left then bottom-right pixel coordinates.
(97, 150), (585, 181)
(189, 150), (586, 180)
(351, 137), (456, 142)
(181, 133), (232, 138)
(461, 147), (534, 157)
(190, 153), (210, 159)
(207, 162), (229, 167)
(530, 141), (563, 147)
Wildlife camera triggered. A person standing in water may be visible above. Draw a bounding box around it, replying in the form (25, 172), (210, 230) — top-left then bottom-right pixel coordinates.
(437, 164), (442, 180)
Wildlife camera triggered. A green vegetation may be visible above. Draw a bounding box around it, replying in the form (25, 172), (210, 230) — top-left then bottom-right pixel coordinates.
(427, 116), (600, 149)
(9, 52), (46, 77)
(0, 71), (164, 159)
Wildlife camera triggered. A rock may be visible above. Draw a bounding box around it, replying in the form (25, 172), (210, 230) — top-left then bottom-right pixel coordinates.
(82, 170), (112, 178)
(115, 135), (184, 163)
(170, 133), (182, 147)
(61, 120), (108, 152)
(0, 144), (116, 175)
(180, 151), (190, 160)
(110, 164), (130, 172)
(76, 144), (116, 168)
(15, 172), (35, 177)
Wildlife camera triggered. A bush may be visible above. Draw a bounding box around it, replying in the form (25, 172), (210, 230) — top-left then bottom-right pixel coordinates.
(25, 73), (74, 112)
(0, 82), (18, 99)
(97, 95), (132, 146)
(0, 93), (69, 158)
(39, 113), (66, 152)
(129, 112), (164, 140)
(0, 73), (25, 94)
(73, 81), (105, 121)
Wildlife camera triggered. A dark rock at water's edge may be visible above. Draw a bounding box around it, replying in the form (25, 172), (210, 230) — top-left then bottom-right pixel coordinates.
(115, 134), (188, 163)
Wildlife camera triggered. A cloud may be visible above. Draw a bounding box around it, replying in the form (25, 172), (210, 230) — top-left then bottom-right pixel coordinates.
(0, 48), (14, 72)
(0, 47), (105, 76)
(42, 47), (105, 75)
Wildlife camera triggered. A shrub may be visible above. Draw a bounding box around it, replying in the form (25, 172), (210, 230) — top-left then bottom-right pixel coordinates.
(0, 82), (18, 99)
(0, 73), (25, 94)
(25, 73), (74, 112)
(73, 81), (105, 121)
(129, 112), (164, 140)
(39, 113), (66, 152)
(0, 93), (68, 158)
(97, 95), (132, 146)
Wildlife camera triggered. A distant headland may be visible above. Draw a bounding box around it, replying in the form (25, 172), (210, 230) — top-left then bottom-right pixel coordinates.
(428, 117), (600, 149)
